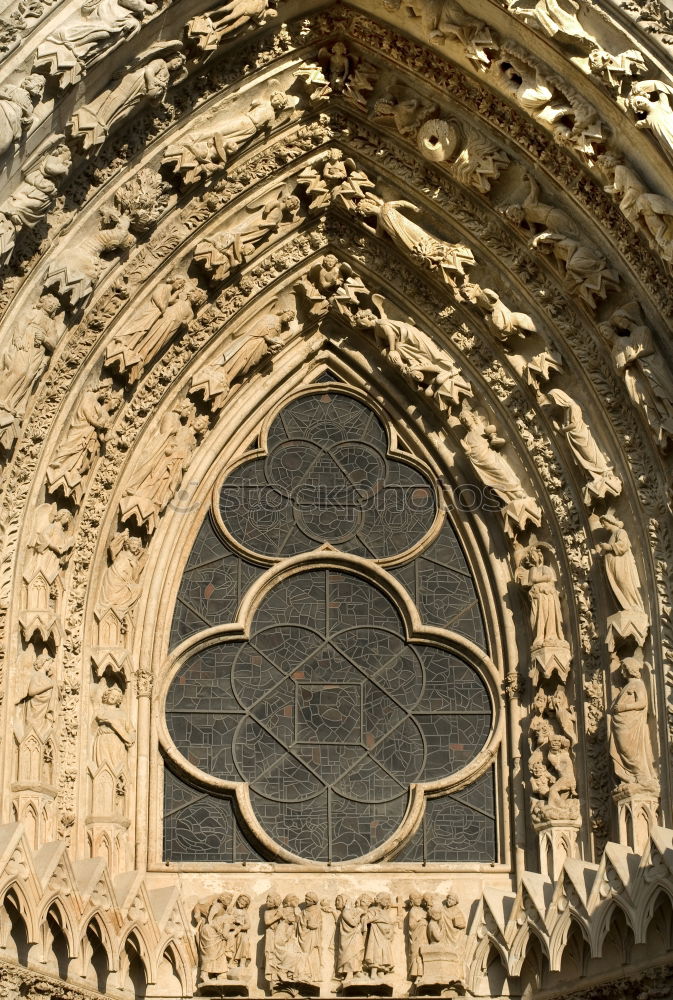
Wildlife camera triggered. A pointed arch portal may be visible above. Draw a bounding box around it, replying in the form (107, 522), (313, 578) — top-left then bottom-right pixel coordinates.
(2, 0), (673, 995)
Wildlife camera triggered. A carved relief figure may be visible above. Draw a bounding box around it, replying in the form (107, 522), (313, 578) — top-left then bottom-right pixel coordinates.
(97, 531), (146, 625)
(515, 540), (571, 682)
(194, 893), (236, 982)
(0, 75), (44, 158)
(628, 81), (673, 167)
(4, 144), (71, 229)
(294, 255), (358, 316)
(363, 893), (397, 979)
(264, 893), (283, 987)
(421, 893), (467, 990)
(335, 895), (366, 985)
(354, 194), (475, 290)
(70, 43), (186, 151)
(34, 0), (157, 87)
(163, 89), (288, 184)
(603, 156), (673, 264)
(190, 309), (290, 411)
(595, 511), (649, 651)
(0, 293), (62, 449)
(459, 406), (542, 534)
(91, 681), (135, 812)
(547, 388), (622, 503)
(428, 0), (494, 66)
(15, 647), (58, 741)
(22, 503), (73, 641)
(506, 0), (593, 49)
(187, 0), (277, 52)
(119, 401), (209, 533)
(531, 735), (579, 821)
(357, 296), (472, 409)
(407, 893), (426, 982)
(46, 379), (121, 504)
(600, 303), (673, 452)
(610, 656), (659, 793)
(194, 187), (300, 282)
(505, 174), (618, 307)
(494, 57), (571, 130)
(106, 275), (205, 382)
(297, 893), (323, 983)
(463, 281), (537, 340)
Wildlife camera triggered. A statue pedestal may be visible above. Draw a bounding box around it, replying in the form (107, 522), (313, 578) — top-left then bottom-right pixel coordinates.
(339, 977), (393, 997)
(197, 976), (249, 997)
(613, 786), (659, 853)
(534, 817), (581, 880)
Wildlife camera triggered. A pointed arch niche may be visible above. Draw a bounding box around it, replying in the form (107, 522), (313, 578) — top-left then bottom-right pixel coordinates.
(138, 332), (516, 873)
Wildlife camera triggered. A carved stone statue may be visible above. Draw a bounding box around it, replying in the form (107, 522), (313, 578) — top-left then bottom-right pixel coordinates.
(610, 656), (659, 793)
(194, 893), (235, 982)
(406, 893), (426, 982)
(15, 646), (58, 741)
(494, 57), (571, 131)
(603, 156), (673, 265)
(506, 0), (594, 50)
(419, 893), (467, 991)
(194, 188), (300, 282)
(463, 281), (537, 340)
(105, 275), (206, 382)
(34, 0), (158, 87)
(0, 75), (44, 158)
(600, 303), (673, 452)
(297, 893), (323, 984)
(91, 681), (135, 813)
(97, 531), (146, 625)
(505, 174), (618, 308)
(515, 540), (571, 682)
(595, 511), (649, 651)
(119, 401), (209, 533)
(547, 388), (622, 504)
(24, 503), (73, 589)
(530, 735), (579, 822)
(363, 893), (397, 979)
(70, 42), (186, 151)
(186, 0), (277, 52)
(263, 893), (283, 987)
(46, 379), (121, 505)
(163, 89), (288, 184)
(459, 405), (542, 535)
(335, 895), (367, 985)
(0, 293), (62, 449)
(353, 194), (475, 290)
(4, 144), (72, 230)
(294, 254), (358, 317)
(357, 296), (472, 409)
(428, 0), (494, 66)
(628, 81), (673, 168)
(190, 309), (290, 411)
(264, 895), (311, 986)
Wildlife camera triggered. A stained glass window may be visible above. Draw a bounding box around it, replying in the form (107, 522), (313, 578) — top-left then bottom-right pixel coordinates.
(163, 388), (496, 863)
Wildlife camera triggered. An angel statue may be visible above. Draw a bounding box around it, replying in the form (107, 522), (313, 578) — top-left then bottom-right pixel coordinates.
(514, 537), (571, 682)
(356, 294), (472, 410)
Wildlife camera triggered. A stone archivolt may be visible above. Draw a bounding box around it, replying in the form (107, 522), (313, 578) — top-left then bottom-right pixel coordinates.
(0, 0), (671, 997)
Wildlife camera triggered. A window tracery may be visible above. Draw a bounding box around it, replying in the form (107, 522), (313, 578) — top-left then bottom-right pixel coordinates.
(162, 386), (498, 864)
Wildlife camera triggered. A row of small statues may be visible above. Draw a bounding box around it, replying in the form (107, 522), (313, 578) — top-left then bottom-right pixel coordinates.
(194, 891), (467, 989)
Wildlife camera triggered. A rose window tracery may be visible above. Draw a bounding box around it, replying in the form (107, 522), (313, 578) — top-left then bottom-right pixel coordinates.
(163, 388), (498, 863)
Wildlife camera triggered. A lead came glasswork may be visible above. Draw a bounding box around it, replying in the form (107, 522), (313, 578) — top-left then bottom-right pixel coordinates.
(164, 388), (495, 863)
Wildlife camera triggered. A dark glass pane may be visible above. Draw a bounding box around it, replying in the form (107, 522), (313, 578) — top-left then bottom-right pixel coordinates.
(219, 393), (436, 558)
(166, 570), (491, 862)
(392, 519), (487, 649)
(163, 767), (263, 862)
(169, 515), (263, 649)
(395, 770), (497, 863)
